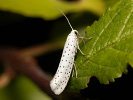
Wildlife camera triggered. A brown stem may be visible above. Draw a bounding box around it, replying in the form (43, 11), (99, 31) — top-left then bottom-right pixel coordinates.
(0, 48), (60, 100)
(0, 67), (16, 89)
(20, 42), (63, 58)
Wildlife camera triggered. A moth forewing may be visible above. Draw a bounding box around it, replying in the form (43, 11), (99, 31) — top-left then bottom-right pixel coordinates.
(50, 30), (78, 95)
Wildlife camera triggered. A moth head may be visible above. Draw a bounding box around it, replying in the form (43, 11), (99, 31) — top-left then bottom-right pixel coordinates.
(72, 30), (78, 36)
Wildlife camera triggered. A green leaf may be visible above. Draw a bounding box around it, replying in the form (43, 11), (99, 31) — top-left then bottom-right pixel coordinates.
(0, 76), (52, 100)
(0, 0), (105, 20)
(105, 0), (121, 7)
(67, 0), (133, 92)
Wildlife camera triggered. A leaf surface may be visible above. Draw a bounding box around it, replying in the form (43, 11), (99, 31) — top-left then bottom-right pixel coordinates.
(67, 0), (133, 92)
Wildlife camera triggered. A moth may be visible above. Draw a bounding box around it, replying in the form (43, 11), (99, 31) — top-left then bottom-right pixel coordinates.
(50, 7), (92, 95)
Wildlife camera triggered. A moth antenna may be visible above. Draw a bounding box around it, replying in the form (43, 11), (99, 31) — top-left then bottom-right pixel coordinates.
(56, 7), (73, 30)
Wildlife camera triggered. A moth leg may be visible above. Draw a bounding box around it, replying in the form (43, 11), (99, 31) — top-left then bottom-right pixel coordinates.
(78, 44), (87, 55)
(80, 37), (86, 48)
(78, 37), (93, 48)
(73, 62), (77, 78)
(79, 37), (93, 40)
(71, 67), (74, 77)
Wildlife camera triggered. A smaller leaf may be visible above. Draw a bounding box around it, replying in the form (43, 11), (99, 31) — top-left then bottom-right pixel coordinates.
(0, 0), (105, 20)
(0, 76), (52, 100)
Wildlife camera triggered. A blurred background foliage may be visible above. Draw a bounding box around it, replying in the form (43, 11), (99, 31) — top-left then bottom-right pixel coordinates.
(1, 0), (130, 100)
(0, 76), (52, 100)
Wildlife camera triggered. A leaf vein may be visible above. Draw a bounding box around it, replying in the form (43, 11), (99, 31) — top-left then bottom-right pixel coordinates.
(111, 45), (133, 54)
(89, 3), (131, 56)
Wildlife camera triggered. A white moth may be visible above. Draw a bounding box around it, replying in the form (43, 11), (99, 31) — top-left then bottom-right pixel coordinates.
(50, 8), (91, 95)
